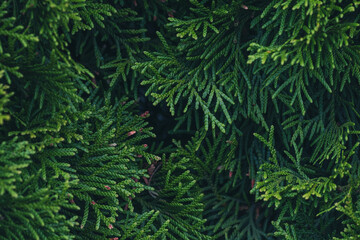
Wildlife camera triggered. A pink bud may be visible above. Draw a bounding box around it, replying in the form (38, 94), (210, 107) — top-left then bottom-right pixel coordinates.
(251, 179), (255, 188)
(143, 176), (149, 185)
(104, 185), (111, 190)
(143, 144), (148, 148)
(91, 201), (96, 205)
(139, 128), (143, 132)
(229, 171), (233, 178)
(140, 111), (150, 118)
(241, 4), (248, 10)
(133, 0), (137, 6)
(70, 199), (75, 204)
(127, 131), (136, 136)
(137, 154), (142, 158)
(148, 164), (155, 175)
(132, 177), (139, 182)
(108, 224), (113, 229)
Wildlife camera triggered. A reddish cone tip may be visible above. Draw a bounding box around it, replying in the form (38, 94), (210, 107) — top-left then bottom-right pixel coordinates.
(132, 177), (139, 182)
(127, 131), (136, 136)
(140, 111), (150, 118)
(148, 164), (155, 175)
(143, 176), (149, 185)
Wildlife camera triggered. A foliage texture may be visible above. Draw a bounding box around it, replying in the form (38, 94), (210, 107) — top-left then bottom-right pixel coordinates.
(1, 0), (360, 239)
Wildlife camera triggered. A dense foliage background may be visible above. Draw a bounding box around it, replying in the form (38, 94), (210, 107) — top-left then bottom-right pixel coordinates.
(1, 0), (360, 239)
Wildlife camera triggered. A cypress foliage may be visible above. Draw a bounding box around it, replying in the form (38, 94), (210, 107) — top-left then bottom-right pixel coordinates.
(1, 0), (360, 239)
(0, 1), (204, 239)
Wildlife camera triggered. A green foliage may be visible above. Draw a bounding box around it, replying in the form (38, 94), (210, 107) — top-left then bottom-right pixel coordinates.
(252, 124), (360, 239)
(134, 1), (255, 133)
(0, 82), (12, 125)
(170, 130), (273, 240)
(134, 0), (360, 239)
(248, 0), (360, 115)
(2, 0), (360, 239)
(0, 0), (210, 239)
(135, 151), (209, 240)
